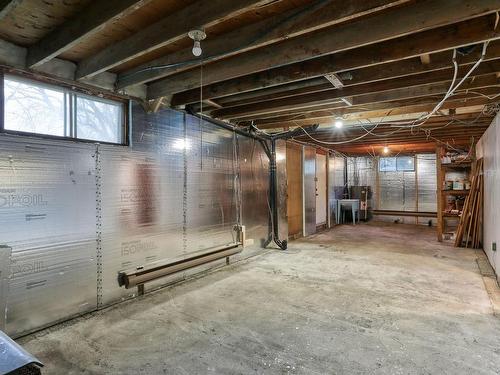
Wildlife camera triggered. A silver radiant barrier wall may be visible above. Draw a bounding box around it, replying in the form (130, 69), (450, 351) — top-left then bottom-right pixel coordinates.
(0, 105), (286, 337)
(303, 146), (316, 236)
(0, 245), (10, 331)
(347, 155), (436, 224)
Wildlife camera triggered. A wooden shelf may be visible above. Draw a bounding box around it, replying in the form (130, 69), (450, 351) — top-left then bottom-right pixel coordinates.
(442, 190), (470, 196)
(436, 145), (474, 242)
(442, 162), (472, 169)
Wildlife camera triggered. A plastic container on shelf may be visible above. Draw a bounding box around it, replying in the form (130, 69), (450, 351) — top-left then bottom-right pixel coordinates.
(453, 180), (464, 190)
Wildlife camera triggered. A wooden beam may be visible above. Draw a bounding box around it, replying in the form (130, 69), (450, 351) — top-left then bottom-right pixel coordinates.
(216, 43), (500, 107)
(331, 138), (483, 154)
(211, 65), (500, 119)
(75, 0), (270, 80)
(243, 88), (499, 123)
(27, 0), (151, 68)
(295, 123), (490, 147)
(252, 95), (497, 128)
(117, 0), (405, 89)
(170, 14), (500, 106)
(0, 0), (22, 20)
(149, 0), (500, 99)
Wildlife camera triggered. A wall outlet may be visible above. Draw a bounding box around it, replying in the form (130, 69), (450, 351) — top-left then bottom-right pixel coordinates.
(492, 242), (497, 252)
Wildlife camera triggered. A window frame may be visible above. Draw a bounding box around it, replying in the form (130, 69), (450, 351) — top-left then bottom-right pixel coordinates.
(379, 156), (416, 172)
(0, 72), (129, 146)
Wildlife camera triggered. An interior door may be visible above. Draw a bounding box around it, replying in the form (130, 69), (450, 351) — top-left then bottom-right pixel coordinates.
(316, 153), (327, 225)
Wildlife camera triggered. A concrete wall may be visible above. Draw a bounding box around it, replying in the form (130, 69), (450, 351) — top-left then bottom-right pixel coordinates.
(476, 113), (500, 279)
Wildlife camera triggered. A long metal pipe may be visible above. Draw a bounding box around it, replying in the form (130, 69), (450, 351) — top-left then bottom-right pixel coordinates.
(118, 243), (242, 289)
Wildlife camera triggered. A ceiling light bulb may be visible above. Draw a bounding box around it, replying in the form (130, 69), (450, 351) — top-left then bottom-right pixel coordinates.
(192, 40), (202, 57)
(334, 119), (343, 129)
(383, 146), (389, 154)
(188, 29), (206, 57)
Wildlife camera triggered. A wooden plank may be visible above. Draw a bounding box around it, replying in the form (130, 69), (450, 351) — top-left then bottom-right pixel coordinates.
(286, 142), (304, 237)
(27, 0), (152, 68)
(436, 146), (444, 241)
(170, 14), (500, 105)
(210, 63), (500, 119)
(214, 46), (500, 108)
(117, 0), (404, 88)
(300, 139), (482, 155)
(245, 92), (498, 128)
(75, 0), (270, 80)
(0, 0), (21, 20)
(302, 122), (491, 142)
(149, 0), (500, 99)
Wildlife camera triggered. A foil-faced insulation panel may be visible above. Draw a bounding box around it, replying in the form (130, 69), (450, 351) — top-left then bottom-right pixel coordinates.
(417, 154), (437, 225)
(0, 246), (11, 330)
(238, 136), (270, 248)
(303, 146), (316, 236)
(347, 157), (377, 207)
(347, 155), (436, 224)
(0, 136), (97, 336)
(276, 140), (288, 241)
(0, 105), (275, 336)
(99, 107), (240, 305)
(328, 155), (346, 224)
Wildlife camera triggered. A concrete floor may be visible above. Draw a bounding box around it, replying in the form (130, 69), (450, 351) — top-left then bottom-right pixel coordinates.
(19, 223), (500, 374)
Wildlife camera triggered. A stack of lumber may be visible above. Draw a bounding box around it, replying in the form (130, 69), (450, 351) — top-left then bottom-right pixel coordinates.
(455, 158), (483, 248)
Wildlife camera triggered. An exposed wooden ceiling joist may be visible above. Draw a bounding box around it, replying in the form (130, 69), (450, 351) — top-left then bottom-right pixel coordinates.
(75, 0), (271, 80)
(0, 0), (22, 20)
(251, 94), (498, 128)
(292, 114), (492, 154)
(212, 71), (500, 121)
(27, 0), (153, 68)
(116, 0), (406, 89)
(212, 42), (500, 108)
(170, 14), (500, 106)
(150, 0), (500, 100)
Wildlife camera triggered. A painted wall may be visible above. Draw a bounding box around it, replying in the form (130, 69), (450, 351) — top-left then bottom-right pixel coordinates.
(476, 113), (500, 279)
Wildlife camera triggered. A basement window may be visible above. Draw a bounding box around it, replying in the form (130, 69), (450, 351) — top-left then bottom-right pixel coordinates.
(4, 77), (66, 137)
(75, 94), (123, 143)
(379, 156), (415, 172)
(2, 75), (126, 144)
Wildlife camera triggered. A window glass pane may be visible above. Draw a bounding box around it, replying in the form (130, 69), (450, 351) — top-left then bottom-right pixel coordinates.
(4, 78), (65, 136)
(379, 157), (396, 172)
(396, 156), (415, 171)
(76, 96), (123, 144)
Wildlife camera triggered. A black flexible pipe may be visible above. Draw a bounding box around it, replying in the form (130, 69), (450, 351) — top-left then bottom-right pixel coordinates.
(187, 109), (319, 251)
(269, 139), (287, 250)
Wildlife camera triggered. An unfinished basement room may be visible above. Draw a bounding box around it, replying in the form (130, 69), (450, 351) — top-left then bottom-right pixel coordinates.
(2, 0), (500, 374)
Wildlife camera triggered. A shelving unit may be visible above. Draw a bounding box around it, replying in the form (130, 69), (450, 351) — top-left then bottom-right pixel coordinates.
(436, 146), (473, 242)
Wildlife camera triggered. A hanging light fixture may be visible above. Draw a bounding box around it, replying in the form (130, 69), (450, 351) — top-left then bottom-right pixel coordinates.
(383, 146), (390, 154)
(188, 29), (206, 57)
(334, 119), (344, 129)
